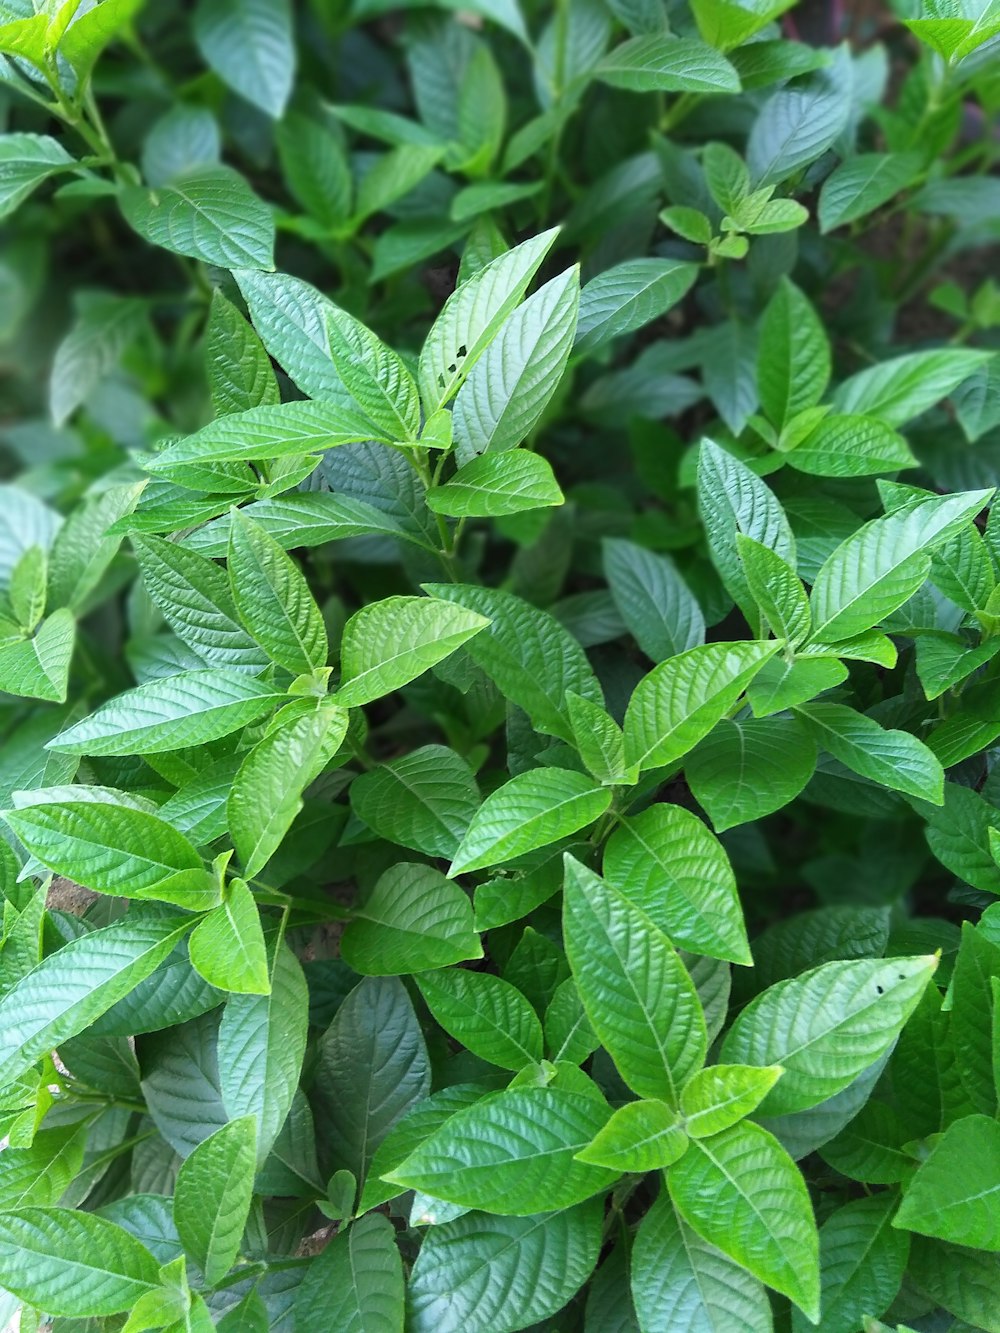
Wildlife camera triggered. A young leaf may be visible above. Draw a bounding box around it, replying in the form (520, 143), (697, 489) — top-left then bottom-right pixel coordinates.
(680, 1065), (784, 1138)
(566, 691), (631, 786)
(416, 967), (543, 1071)
(736, 535), (810, 645)
(340, 863), (482, 975)
(575, 1099), (688, 1172)
(427, 451), (564, 518)
(188, 879), (270, 995)
(794, 701), (944, 804)
(294, 1211), (404, 1333)
(173, 1115), (257, 1285)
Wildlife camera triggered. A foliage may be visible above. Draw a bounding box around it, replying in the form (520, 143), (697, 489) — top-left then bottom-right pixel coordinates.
(0, 0), (998, 1330)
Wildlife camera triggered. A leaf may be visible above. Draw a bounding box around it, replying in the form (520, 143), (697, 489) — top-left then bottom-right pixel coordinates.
(422, 582), (604, 743)
(680, 1065), (784, 1139)
(406, 1201), (603, 1333)
(386, 1086), (617, 1215)
(47, 669), (284, 755)
(894, 1112), (1000, 1251)
(314, 976), (431, 1179)
(229, 703), (347, 876)
(833, 349), (992, 427)
(48, 481), (143, 614)
(0, 1125), (86, 1209)
(341, 863), (481, 975)
(567, 692), (631, 786)
(794, 701), (944, 803)
(205, 289), (279, 416)
(227, 507), (327, 674)
(666, 1120), (819, 1321)
(334, 596), (489, 707)
(818, 152), (922, 232)
(792, 1195), (908, 1333)
(924, 783), (1000, 893)
(0, 908), (190, 1086)
(757, 279), (830, 431)
(449, 768), (611, 876)
(327, 306), (421, 441)
(173, 1115), (257, 1285)
(0, 1209), (159, 1317)
(233, 268), (348, 404)
(809, 489), (993, 641)
(5, 795), (217, 909)
(0, 133), (74, 221)
(193, 0), (294, 118)
(736, 536), (810, 645)
(603, 538), (705, 661)
(120, 167), (275, 270)
(575, 1099), (687, 1172)
(721, 955), (938, 1115)
(575, 259), (698, 354)
(596, 34), (739, 92)
(563, 857), (707, 1103)
(603, 804), (749, 962)
(418, 228), (559, 412)
(0, 608), (75, 702)
(188, 879), (270, 995)
(631, 1193), (774, 1333)
(50, 292), (147, 426)
(785, 414), (916, 478)
(686, 717), (816, 832)
(427, 451), (564, 517)
(452, 267), (580, 463)
(417, 967), (543, 1071)
(623, 640), (780, 773)
(294, 1212), (404, 1333)
(350, 744), (479, 858)
(747, 51), (851, 186)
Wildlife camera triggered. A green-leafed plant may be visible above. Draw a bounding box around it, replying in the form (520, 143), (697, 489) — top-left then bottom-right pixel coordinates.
(0, 1), (1000, 1330)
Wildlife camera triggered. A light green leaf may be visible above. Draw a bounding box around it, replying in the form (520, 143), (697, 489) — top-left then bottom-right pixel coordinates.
(327, 306), (420, 441)
(793, 1195), (908, 1333)
(47, 669), (284, 755)
(417, 967), (543, 1071)
(576, 1099), (687, 1172)
(0, 133), (74, 221)
(566, 691), (631, 786)
(233, 268), (348, 404)
(721, 955), (938, 1115)
(449, 768), (611, 876)
(623, 640), (780, 772)
(188, 879), (270, 995)
(350, 744), (479, 859)
(757, 279), (829, 431)
(341, 863), (481, 975)
(576, 259), (698, 354)
(427, 451), (564, 518)
(785, 414), (916, 478)
(120, 167), (275, 270)
(925, 783), (1000, 893)
(681, 1065), (784, 1138)
(0, 1125), (86, 1209)
(686, 716), (816, 832)
(193, 0), (294, 118)
(334, 596), (489, 707)
(834, 349), (992, 427)
(736, 535), (810, 645)
(563, 857), (707, 1103)
(386, 1085), (617, 1215)
(294, 1211), (404, 1333)
(895, 1114), (1000, 1250)
(667, 1120), (819, 1320)
(183, 492), (417, 556)
(603, 804), (749, 962)
(48, 481), (144, 614)
(173, 1115), (257, 1285)
(603, 537), (705, 662)
(596, 34), (739, 92)
(747, 657), (848, 718)
(205, 289), (279, 416)
(818, 152), (921, 232)
(690, 0), (793, 48)
(794, 701), (944, 803)
(0, 608), (75, 702)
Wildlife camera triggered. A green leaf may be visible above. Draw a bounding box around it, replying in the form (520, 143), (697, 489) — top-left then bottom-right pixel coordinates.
(406, 1201), (602, 1333)
(793, 1195), (908, 1333)
(818, 152), (922, 233)
(233, 268), (347, 404)
(603, 804), (749, 962)
(5, 794), (217, 909)
(623, 640), (780, 773)
(48, 481), (143, 613)
(563, 857), (707, 1102)
(47, 669), (284, 755)
(667, 1120), (819, 1321)
(350, 744), (479, 858)
(327, 306), (421, 441)
(596, 34), (739, 92)
(229, 703), (347, 876)
(794, 701), (944, 803)
(809, 489), (993, 641)
(576, 259), (699, 354)
(736, 535), (810, 645)
(334, 596), (489, 707)
(341, 863), (481, 975)
(449, 768), (611, 876)
(386, 1085), (617, 1215)
(188, 879), (270, 995)
(925, 783), (1000, 893)
(757, 279), (830, 431)
(184, 492), (417, 557)
(785, 414), (916, 478)
(575, 1099), (687, 1172)
(295, 1212), (404, 1333)
(451, 267), (580, 463)
(417, 967), (543, 1071)
(895, 1113), (1000, 1249)
(833, 349), (992, 427)
(205, 289), (279, 416)
(422, 582), (604, 743)
(0, 608), (75, 702)
(747, 52), (851, 186)
(0, 133), (75, 222)
(173, 1115), (257, 1285)
(120, 167), (275, 270)
(0, 1209), (159, 1317)
(690, 0), (793, 48)
(50, 292), (147, 427)
(686, 716), (816, 832)
(419, 228), (559, 412)
(0, 908), (191, 1086)
(276, 110), (352, 231)
(567, 692), (632, 786)
(680, 1065), (784, 1139)
(631, 1193), (774, 1333)
(427, 451), (564, 518)
(227, 507), (327, 674)
(0, 1125), (86, 1209)
(218, 941), (308, 1163)
(193, 0), (294, 118)
(721, 955), (938, 1115)
(746, 657), (847, 717)
(354, 144), (443, 225)
(603, 538), (705, 661)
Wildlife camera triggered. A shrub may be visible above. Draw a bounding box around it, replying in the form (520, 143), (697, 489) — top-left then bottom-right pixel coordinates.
(0, 1), (998, 1329)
